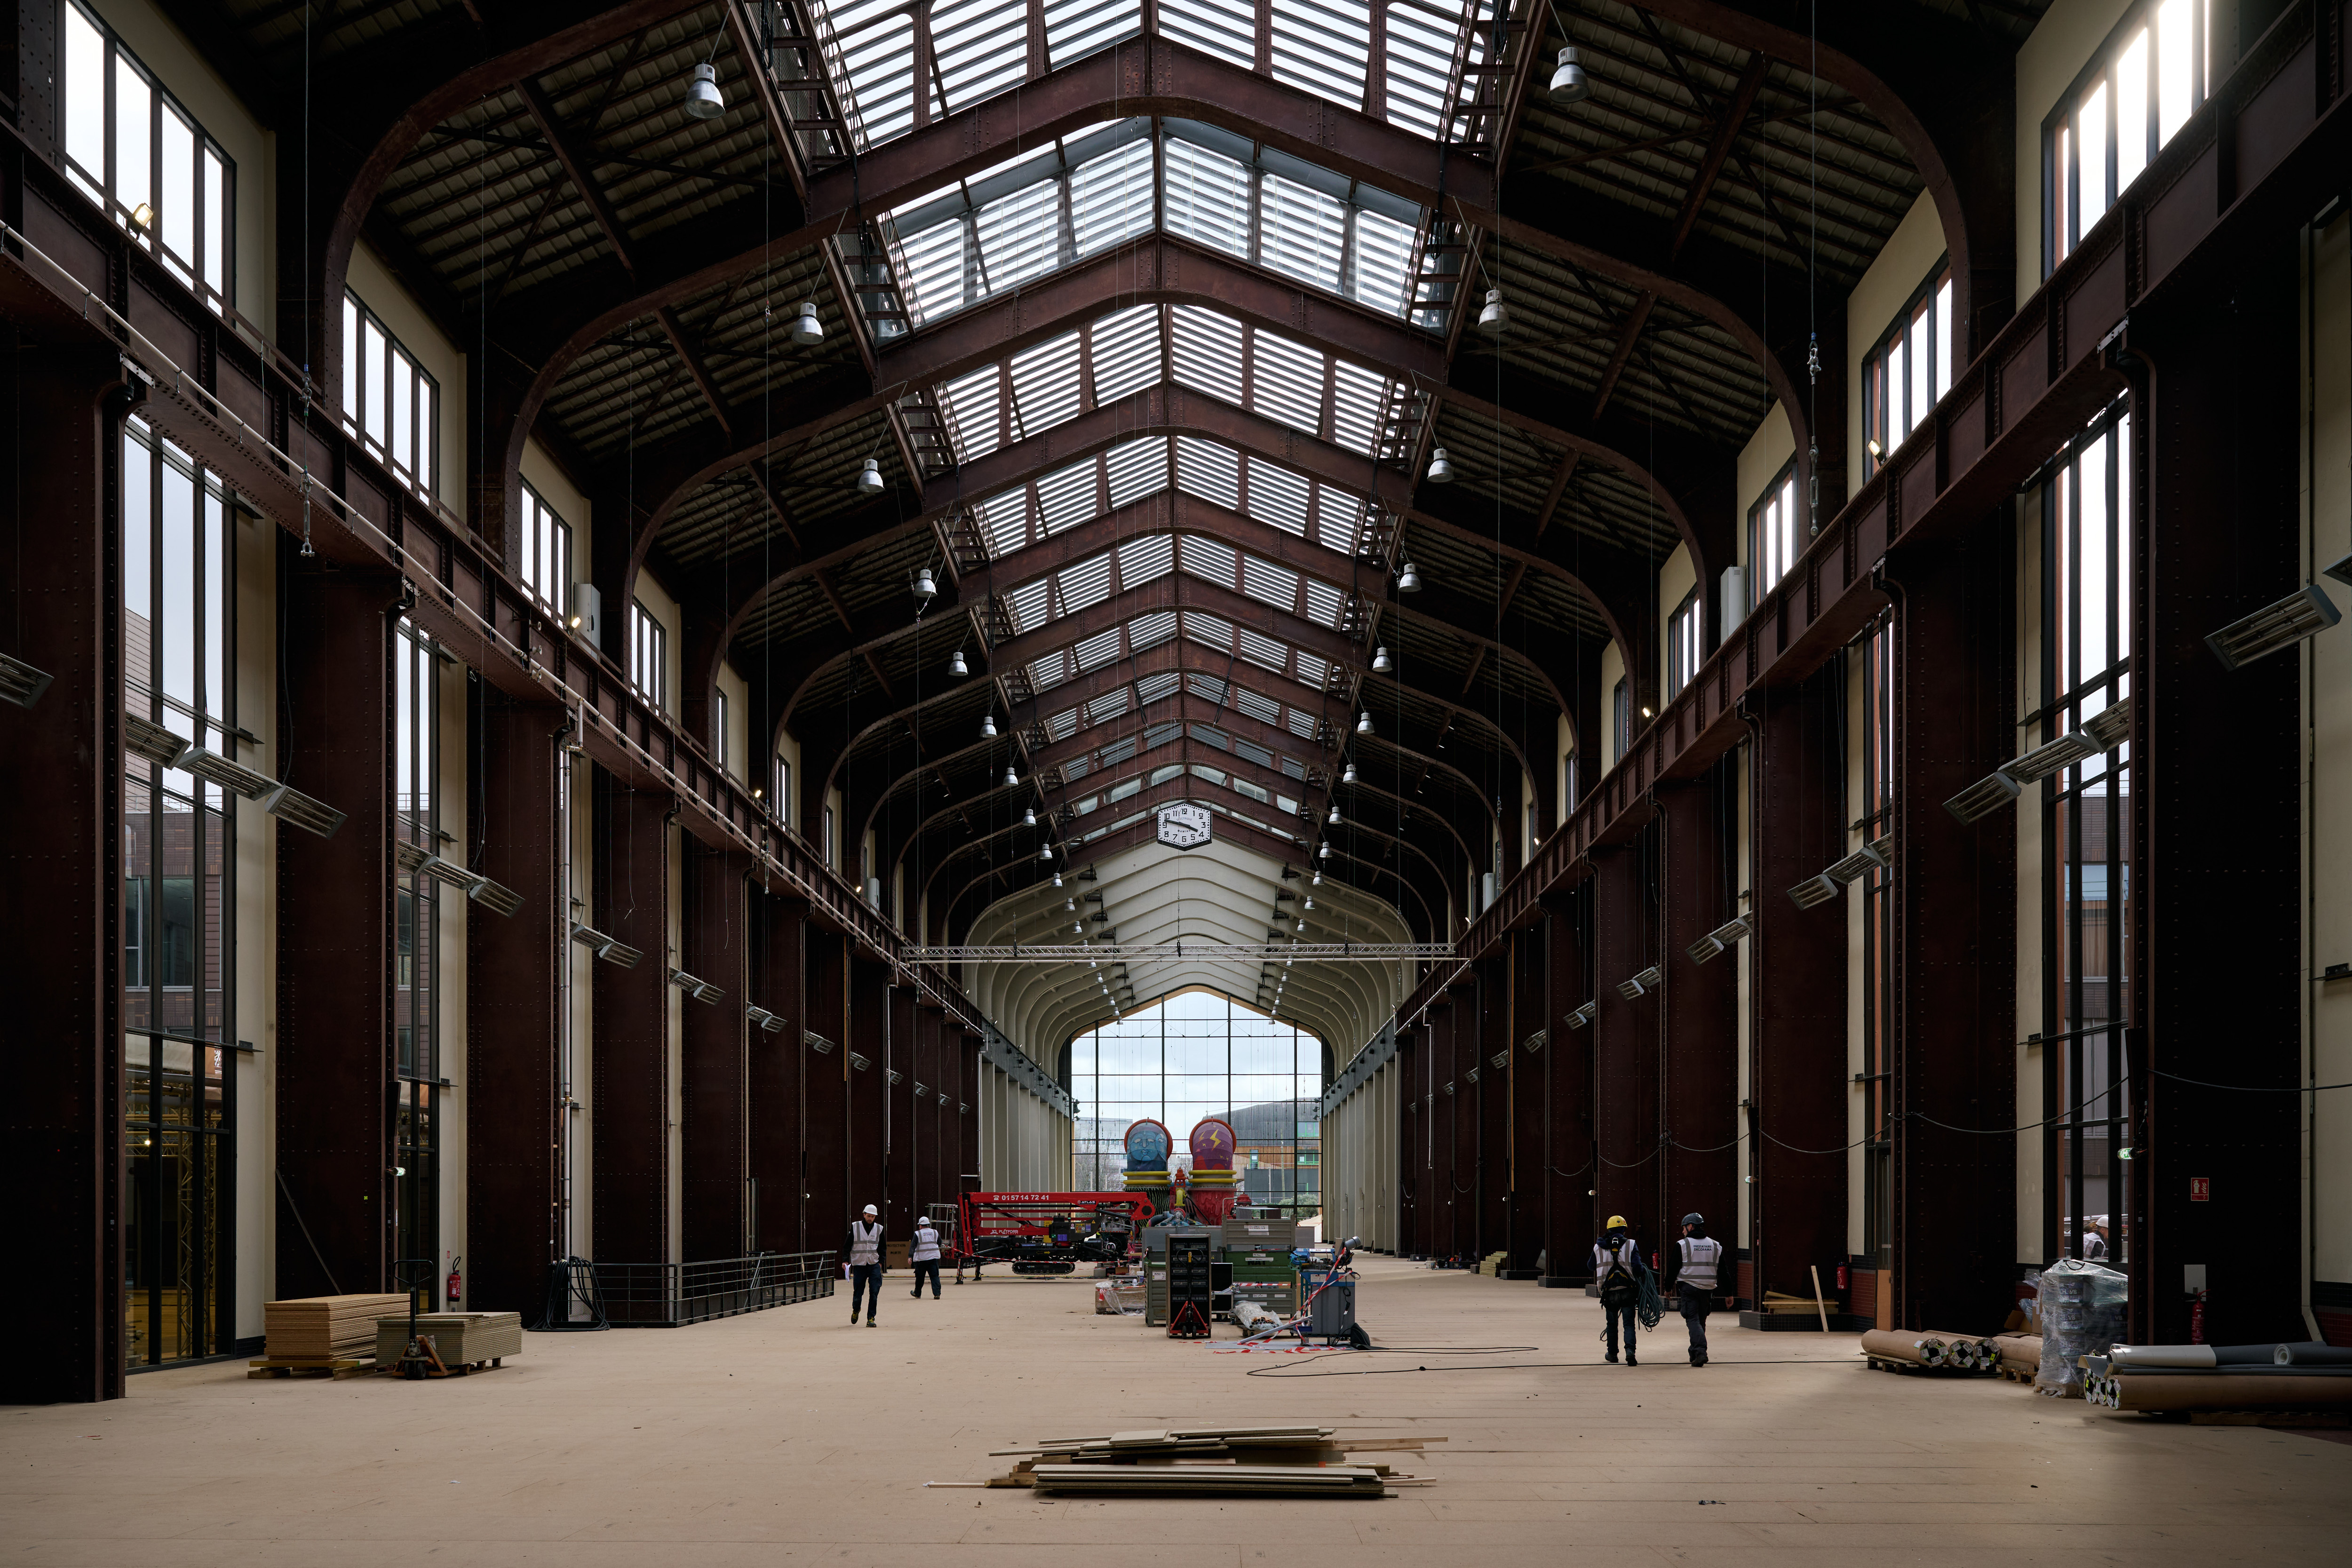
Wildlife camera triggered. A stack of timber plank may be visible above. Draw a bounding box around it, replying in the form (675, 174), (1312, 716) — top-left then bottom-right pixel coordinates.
(263, 1295), (409, 1362)
(371, 1311), (524, 1369)
(976, 1425), (1436, 1497)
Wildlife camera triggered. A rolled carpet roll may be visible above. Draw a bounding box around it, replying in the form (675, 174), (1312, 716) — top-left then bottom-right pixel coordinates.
(2108, 1344), (2217, 1368)
(2274, 1341), (2352, 1367)
(1859, 1329), (1924, 1364)
(2107, 1373), (2352, 1413)
(1993, 1333), (2042, 1372)
(1915, 1329), (1998, 1370)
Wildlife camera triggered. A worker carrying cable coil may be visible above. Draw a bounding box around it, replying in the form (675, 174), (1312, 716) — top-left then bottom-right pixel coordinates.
(1593, 1216), (1652, 1365)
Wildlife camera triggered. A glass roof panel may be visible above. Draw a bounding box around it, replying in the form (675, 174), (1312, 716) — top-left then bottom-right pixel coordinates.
(1268, 0), (1373, 105)
(1090, 304), (1163, 404)
(1168, 305), (1246, 406)
(1033, 454), (1100, 533)
(971, 175), (1065, 297)
(1103, 434), (1169, 508)
(1009, 330), (1084, 438)
(938, 361), (1003, 458)
(1242, 457), (1311, 536)
(1068, 135), (1156, 250)
(1174, 435), (1240, 509)
(930, 0), (1034, 120)
(1157, 0), (1255, 73)
(1247, 330), (1326, 434)
(1257, 174), (1346, 294)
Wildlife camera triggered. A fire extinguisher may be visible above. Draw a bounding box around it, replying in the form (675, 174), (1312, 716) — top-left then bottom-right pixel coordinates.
(1836, 1263), (1850, 1293)
(446, 1255), (461, 1309)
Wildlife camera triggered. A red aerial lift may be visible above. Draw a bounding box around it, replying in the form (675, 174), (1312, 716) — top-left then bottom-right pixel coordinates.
(953, 1191), (1157, 1276)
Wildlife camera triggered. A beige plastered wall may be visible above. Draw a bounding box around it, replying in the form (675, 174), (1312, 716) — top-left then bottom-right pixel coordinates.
(1845, 193), (1951, 497)
(1597, 640), (1625, 764)
(90, 0), (273, 331)
(232, 497), (276, 1338)
(2304, 209), (2352, 1315)
(1658, 542), (1694, 691)
(716, 660), (750, 781)
(2015, 0), (2138, 310)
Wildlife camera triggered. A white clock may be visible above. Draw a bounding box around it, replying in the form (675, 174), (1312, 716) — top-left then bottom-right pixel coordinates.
(1156, 803), (1213, 850)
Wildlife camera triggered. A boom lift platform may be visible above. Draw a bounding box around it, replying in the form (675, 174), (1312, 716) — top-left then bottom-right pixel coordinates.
(954, 1192), (1156, 1275)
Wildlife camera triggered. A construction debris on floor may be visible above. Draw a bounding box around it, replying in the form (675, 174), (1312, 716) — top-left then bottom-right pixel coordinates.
(957, 1425), (1437, 1497)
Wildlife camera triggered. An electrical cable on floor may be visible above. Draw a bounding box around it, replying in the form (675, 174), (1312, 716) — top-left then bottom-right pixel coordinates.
(1243, 1352), (1857, 1378)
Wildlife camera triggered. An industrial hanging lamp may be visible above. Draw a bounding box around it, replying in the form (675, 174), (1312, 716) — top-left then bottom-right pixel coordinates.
(1003, 764), (1019, 787)
(979, 711), (997, 738)
(789, 299), (824, 345)
(1040, 844), (1055, 862)
(1327, 804), (1342, 825)
(1024, 806), (1038, 827)
(947, 649), (969, 677)
(1397, 561), (1424, 592)
(1478, 289), (1510, 332)
(1371, 645), (1392, 672)
(1356, 711), (1375, 735)
(1549, 46), (1590, 103)
(910, 565), (936, 602)
(683, 60), (724, 119)
(1423, 448), (1454, 484)
(858, 457), (886, 495)
(1342, 761), (1358, 784)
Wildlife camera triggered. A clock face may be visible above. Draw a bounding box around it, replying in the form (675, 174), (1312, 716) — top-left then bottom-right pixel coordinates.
(1156, 804), (1212, 850)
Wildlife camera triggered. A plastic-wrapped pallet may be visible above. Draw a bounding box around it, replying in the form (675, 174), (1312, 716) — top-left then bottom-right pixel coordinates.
(2036, 1258), (2126, 1389)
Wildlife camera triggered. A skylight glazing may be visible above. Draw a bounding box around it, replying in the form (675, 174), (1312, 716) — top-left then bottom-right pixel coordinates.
(884, 121), (1425, 332)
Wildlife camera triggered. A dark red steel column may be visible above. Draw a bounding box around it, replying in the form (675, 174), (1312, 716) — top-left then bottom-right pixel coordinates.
(681, 849), (752, 1259)
(883, 983), (918, 1240)
(1437, 987), (1469, 1259)
(804, 929), (849, 1243)
(1539, 888), (1596, 1284)
(1889, 529), (2016, 1330)
(959, 1029), (984, 1197)
(846, 956), (891, 1222)
(465, 693), (565, 1313)
(1477, 956), (1510, 1259)
(1396, 1026), (1422, 1255)
(1591, 830), (1662, 1251)
(749, 894), (808, 1253)
(2130, 261), (2306, 1346)
(1506, 926), (1546, 1274)
(276, 557), (397, 1299)
(1656, 767), (1740, 1280)
(0, 345), (134, 1402)
(1748, 670), (1851, 1311)
(591, 774), (671, 1263)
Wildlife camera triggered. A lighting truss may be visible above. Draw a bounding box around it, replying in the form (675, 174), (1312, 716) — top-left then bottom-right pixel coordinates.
(1947, 699), (2136, 824)
(1565, 1000), (1597, 1029)
(1943, 771), (2022, 825)
(1522, 1028), (1548, 1054)
(1464, 1066), (1480, 1083)
(668, 967), (725, 1005)
(0, 651), (52, 708)
(913, 1082), (930, 1098)
(2082, 699), (2132, 748)
(397, 839), (524, 917)
(746, 1004), (790, 1034)
(1442, 1080), (1456, 1095)
(850, 1052), (873, 1071)
(569, 922), (644, 968)
(906, 942), (1449, 962)
(804, 1030), (838, 1054)
(887, 1068), (904, 1086)
(1489, 1051), (1509, 1070)
(2207, 584), (2341, 669)
(2000, 732), (2098, 784)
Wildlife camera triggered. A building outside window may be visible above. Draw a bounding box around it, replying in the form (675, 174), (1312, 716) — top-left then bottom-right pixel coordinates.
(393, 620), (442, 1306)
(1862, 264), (1954, 476)
(1611, 677), (1629, 763)
(341, 292), (439, 501)
(824, 803), (837, 868)
(2038, 406), (2133, 1266)
(520, 484), (570, 616)
(629, 600), (667, 712)
(121, 415), (236, 1367)
(1666, 587), (1702, 698)
(714, 688), (730, 771)
(1748, 461), (1798, 605)
(2046, 0), (2210, 275)
(775, 756), (792, 828)
(1067, 993), (1322, 1219)
(61, 1), (234, 314)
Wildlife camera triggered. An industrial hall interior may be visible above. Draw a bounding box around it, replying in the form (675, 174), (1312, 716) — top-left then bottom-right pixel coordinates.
(7, 0), (2352, 1558)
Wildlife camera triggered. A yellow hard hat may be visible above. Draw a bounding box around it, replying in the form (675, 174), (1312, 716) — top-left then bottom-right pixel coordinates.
(1605, 1215), (1628, 1229)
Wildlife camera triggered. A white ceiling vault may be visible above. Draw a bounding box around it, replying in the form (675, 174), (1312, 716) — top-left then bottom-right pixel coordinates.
(964, 831), (1412, 1063)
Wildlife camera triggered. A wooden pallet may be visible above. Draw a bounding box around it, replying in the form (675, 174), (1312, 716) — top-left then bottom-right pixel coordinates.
(247, 1356), (375, 1381)
(358, 1355), (509, 1379)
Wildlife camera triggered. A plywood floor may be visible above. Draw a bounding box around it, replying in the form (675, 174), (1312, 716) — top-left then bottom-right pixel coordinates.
(4, 1256), (2346, 1564)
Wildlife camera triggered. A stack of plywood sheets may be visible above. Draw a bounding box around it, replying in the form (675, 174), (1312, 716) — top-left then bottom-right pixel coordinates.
(973, 1425), (1435, 1497)
(1031, 1463), (1386, 1496)
(262, 1295), (409, 1362)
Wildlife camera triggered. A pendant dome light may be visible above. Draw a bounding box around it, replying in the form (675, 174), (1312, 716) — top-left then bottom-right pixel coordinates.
(857, 457), (885, 495)
(1003, 764), (1020, 787)
(1052, 871), (1064, 888)
(910, 565), (936, 602)
(979, 711), (997, 738)
(1550, 46), (1590, 103)
(1342, 762), (1358, 784)
(1023, 806), (1037, 827)
(1356, 711), (1375, 735)
(1372, 645), (1392, 672)
(1303, 896), (1315, 911)
(1478, 289), (1510, 332)
(1327, 804), (1342, 825)
(1319, 843), (1332, 860)
(789, 299), (824, 345)
(947, 649), (969, 677)
(1397, 561), (1424, 592)
(683, 60), (725, 119)
(1423, 447), (1454, 484)
(1039, 844), (1055, 863)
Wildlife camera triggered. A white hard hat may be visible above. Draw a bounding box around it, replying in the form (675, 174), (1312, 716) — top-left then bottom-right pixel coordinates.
(863, 1203), (878, 1215)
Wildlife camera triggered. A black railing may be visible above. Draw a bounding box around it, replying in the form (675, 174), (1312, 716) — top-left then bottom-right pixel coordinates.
(583, 1251), (837, 1328)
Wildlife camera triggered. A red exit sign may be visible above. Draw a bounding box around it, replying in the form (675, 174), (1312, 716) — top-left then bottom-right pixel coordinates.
(2190, 1177), (2210, 1202)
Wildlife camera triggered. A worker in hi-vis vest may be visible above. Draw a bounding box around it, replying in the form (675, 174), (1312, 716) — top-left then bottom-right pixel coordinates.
(908, 1216), (943, 1300)
(1592, 1216), (1642, 1365)
(846, 1203), (885, 1327)
(1668, 1212), (1724, 1366)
